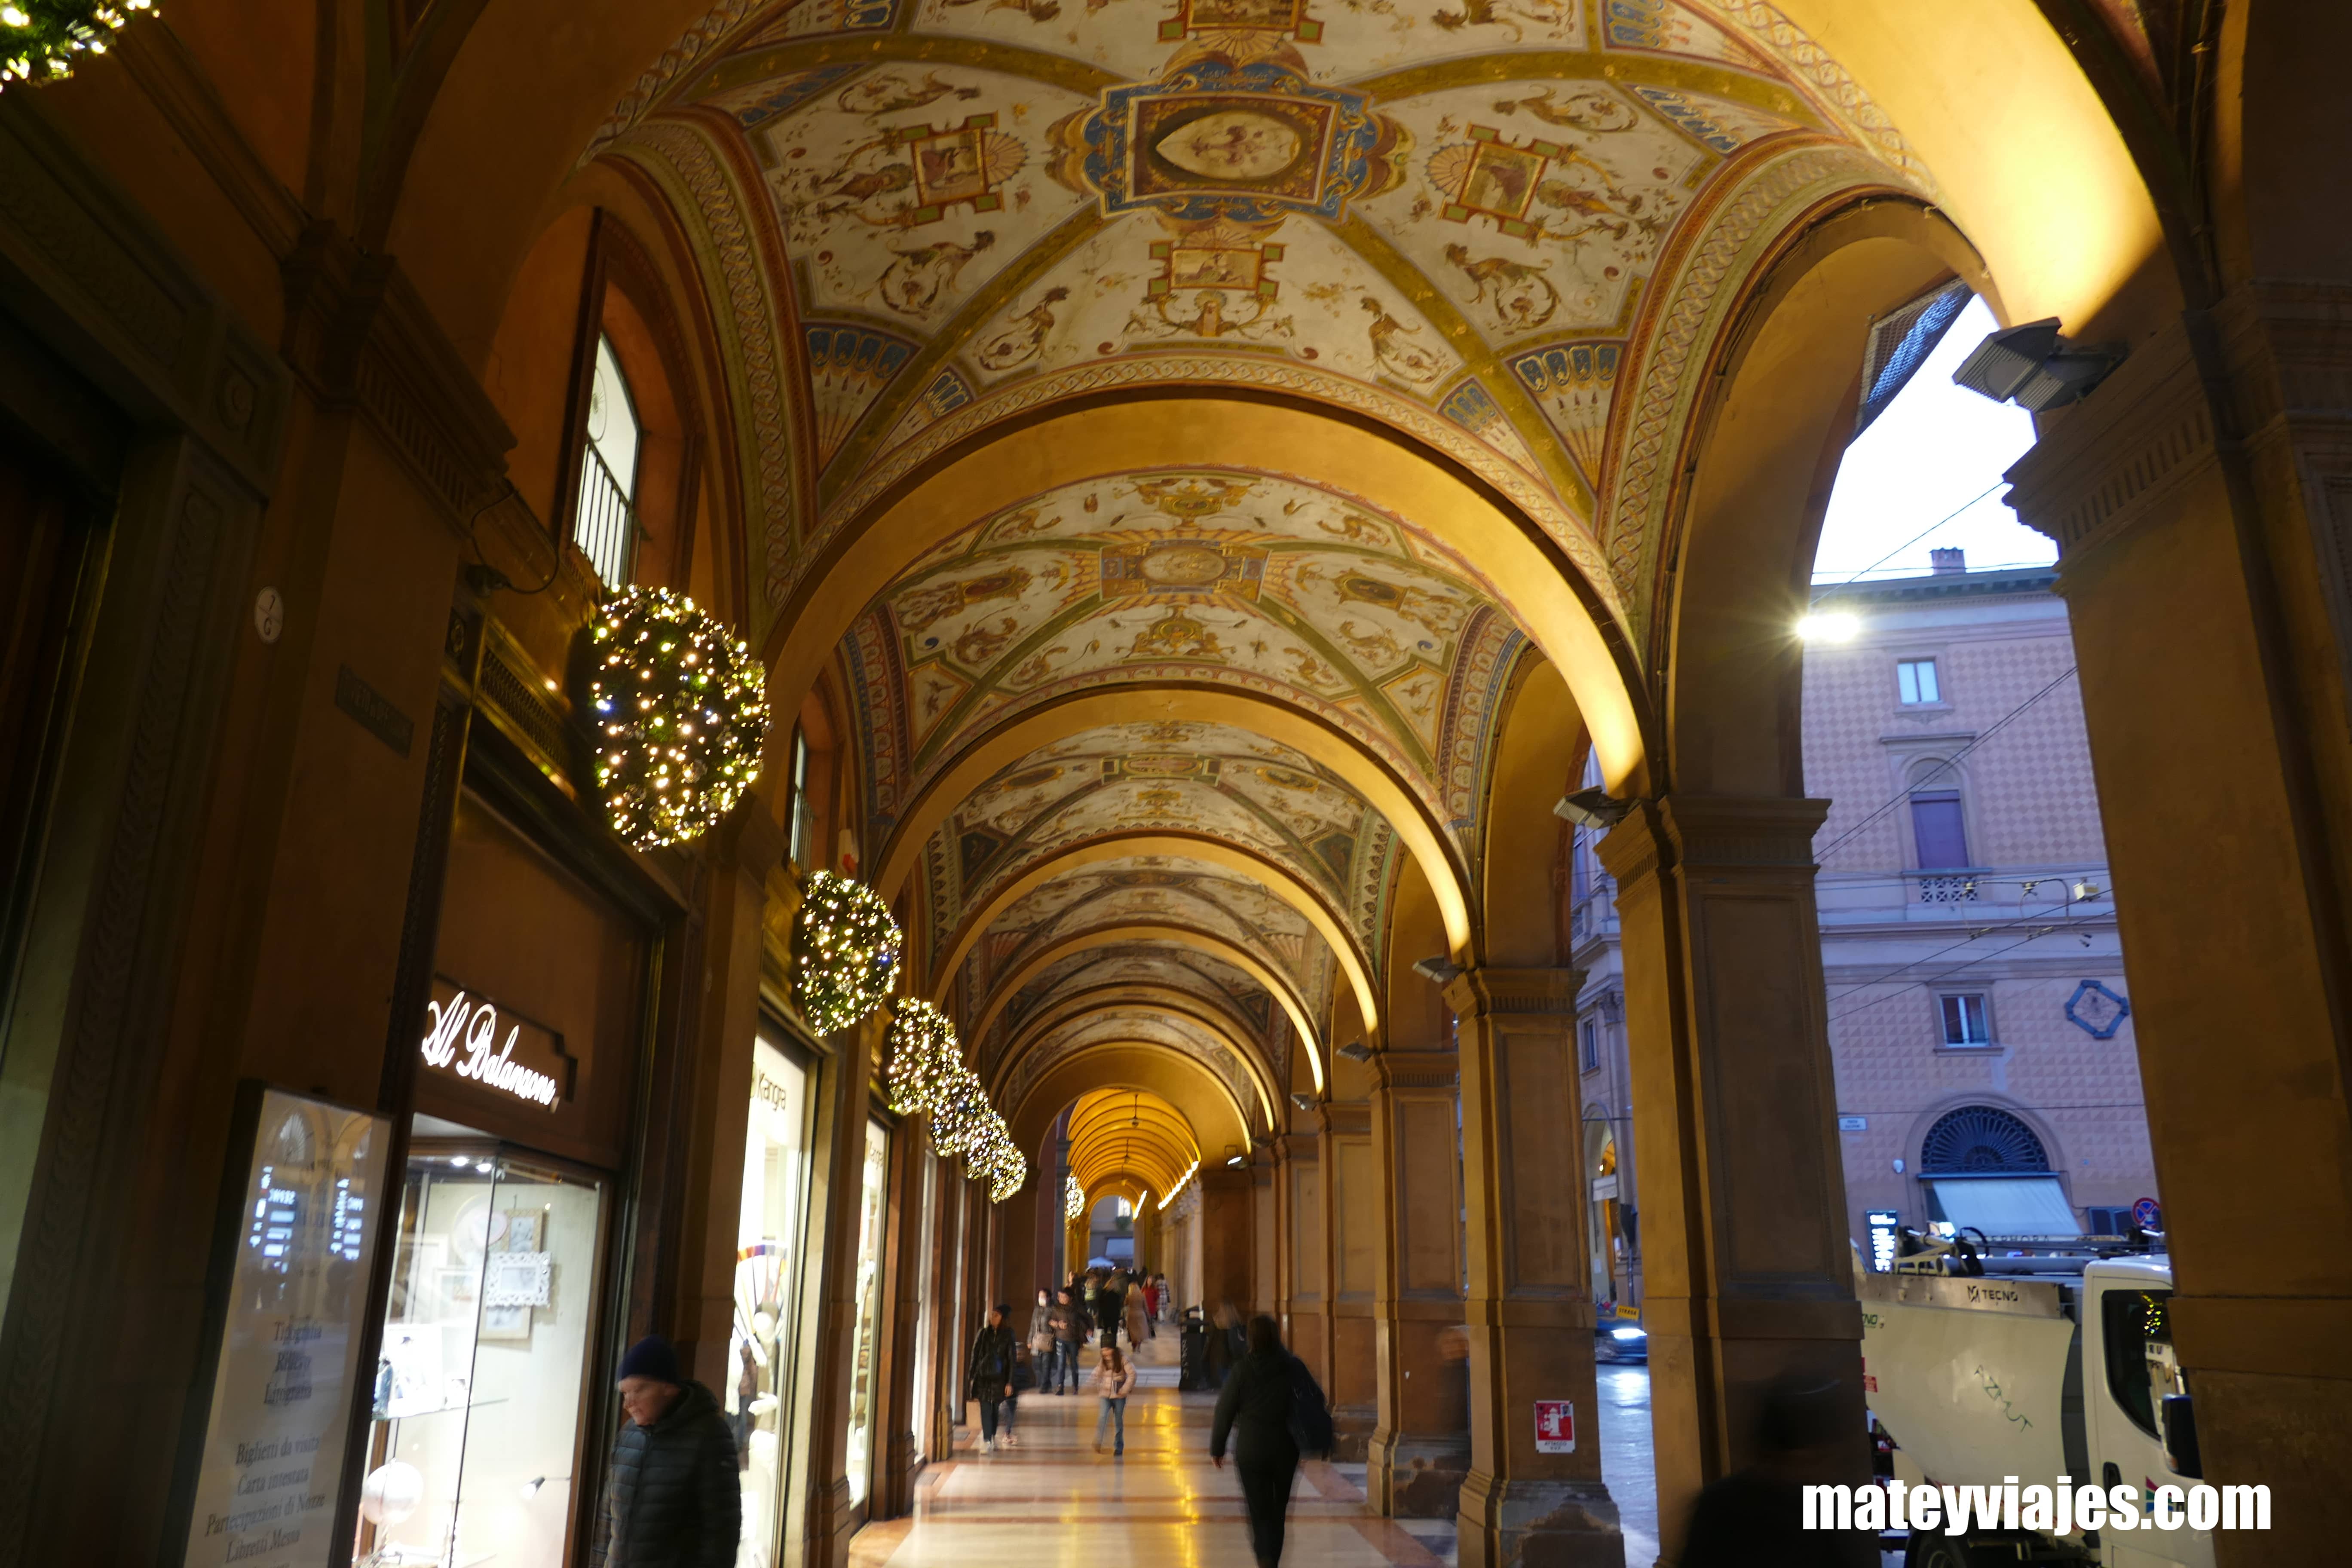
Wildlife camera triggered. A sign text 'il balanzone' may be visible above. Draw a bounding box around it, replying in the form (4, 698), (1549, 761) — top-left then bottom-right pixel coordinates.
(420, 987), (563, 1109)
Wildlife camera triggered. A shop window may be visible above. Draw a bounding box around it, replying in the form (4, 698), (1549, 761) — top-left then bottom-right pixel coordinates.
(843, 1119), (890, 1513)
(732, 1036), (813, 1566)
(1939, 992), (1993, 1047)
(1910, 788), (1970, 868)
(1580, 1017), (1601, 1073)
(786, 726), (812, 869)
(574, 334), (641, 589)
(1896, 657), (1942, 705)
(357, 1141), (607, 1568)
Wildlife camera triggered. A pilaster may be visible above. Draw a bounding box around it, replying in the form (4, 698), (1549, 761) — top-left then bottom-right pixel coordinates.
(1442, 965), (1621, 1568)
(1365, 1047), (1470, 1516)
(1596, 796), (1866, 1562)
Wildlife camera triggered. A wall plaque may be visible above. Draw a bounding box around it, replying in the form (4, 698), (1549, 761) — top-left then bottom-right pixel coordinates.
(418, 977), (575, 1110)
(175, 1087), (392, 1568)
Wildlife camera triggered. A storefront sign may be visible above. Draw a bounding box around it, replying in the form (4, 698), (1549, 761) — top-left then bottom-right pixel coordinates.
(178, 1087), (392, 1568)
(1868, 1209), (1903, 1274)
(1534, 1400), (1576, 1454)
(419, 978), (572, 1110)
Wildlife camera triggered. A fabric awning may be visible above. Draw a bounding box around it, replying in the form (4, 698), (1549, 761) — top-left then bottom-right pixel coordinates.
(1923, 1175), (2082, 1237)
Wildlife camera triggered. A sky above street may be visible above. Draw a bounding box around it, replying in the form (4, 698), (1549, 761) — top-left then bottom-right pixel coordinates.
(1813, 296), (2054, 582)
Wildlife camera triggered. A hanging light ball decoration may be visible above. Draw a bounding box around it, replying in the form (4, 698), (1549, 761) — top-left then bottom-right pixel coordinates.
(790, 871), (903, 1037)
(976, 1134), (1027, 1204)
(927, 1061), (989, 1158)
(0, 0), (153, 91)
(1063, 1174), (1085, 1222)
(884, 999), (959, 1117)
(588, 585), (769, 850)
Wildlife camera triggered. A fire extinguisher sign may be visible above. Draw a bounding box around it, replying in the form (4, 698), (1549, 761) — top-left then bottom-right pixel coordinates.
(1534, 1400), (1575, 1454)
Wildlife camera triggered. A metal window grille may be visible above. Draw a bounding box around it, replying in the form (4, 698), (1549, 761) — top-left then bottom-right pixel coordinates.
(1920, 1104), (2046, 1172)
(574, 444), (636, 590)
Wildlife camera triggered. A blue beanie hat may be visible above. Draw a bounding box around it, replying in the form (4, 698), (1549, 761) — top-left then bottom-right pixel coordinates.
(618, 1335), (682, 1384)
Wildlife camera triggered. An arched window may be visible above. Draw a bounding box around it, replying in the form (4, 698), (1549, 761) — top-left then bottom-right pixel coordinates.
(574, 332), (641, 588)
(1920, 1105), (2049, 1173)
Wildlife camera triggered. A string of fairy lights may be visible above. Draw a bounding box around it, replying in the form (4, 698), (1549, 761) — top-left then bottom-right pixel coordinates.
(0, 1), (152, 90)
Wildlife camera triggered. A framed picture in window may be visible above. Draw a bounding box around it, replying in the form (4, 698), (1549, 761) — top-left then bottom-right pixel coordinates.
(480, 1302), (534, 1343)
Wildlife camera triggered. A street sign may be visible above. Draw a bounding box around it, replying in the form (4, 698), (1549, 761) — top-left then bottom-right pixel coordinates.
(1534, 1400), (1575, 1454)
(2131, 1197), (2162, 1231)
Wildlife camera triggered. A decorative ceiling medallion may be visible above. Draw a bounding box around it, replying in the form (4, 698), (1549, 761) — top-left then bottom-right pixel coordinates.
(1435, 127), (1566, 240)
(888, 113), (1024, 224)
(1056, 60), (1405, 226)
(1158, 0), (1322, 44)
(1101, 539), (1267, 599)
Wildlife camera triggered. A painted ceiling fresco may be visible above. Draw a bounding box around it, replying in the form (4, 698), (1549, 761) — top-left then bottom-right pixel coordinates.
(604, 0), (1926, 626)
(990, 943), (1279, 1061)
(996, 1001), (1274, 1133)
(846, 472), (1528, 858)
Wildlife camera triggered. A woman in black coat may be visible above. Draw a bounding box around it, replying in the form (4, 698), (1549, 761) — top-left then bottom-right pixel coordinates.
(1210, 1316), (1302, 1568)
(967, 1304), (1017, 1453)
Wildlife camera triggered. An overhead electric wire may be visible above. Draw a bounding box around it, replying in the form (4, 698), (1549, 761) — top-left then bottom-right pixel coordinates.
(1824, 925), (2070, 1028)
(1812, 664), (2080, 866)
(1822, 885), (2104, 996)
(1813, 480), (2006, 591)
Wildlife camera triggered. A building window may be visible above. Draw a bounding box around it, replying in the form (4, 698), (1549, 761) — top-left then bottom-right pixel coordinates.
(575, 333), (641, 589)
(1910, 788), (1970, 868)
(1939, 992), (1992, 1047)
(1896, 657), (1942, 705)
(785, 726), (812, 869)
(1580, 1017), (1600, 1073)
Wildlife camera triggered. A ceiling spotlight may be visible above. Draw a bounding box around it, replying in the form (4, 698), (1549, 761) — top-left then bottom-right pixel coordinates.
(1335, 1039), (1371, 1063)
(1951, 317), (2122, 411)
(1552, 787), (1632, 832)
(1411, 956), (1463, 984)
(1225, 1153), (1246, 1168)
(1290, 1092), (1316, 1112)
(1796, 612), (1860, 643)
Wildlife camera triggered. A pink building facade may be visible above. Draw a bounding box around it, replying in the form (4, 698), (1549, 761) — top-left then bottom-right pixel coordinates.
(1571, 554), (2160, 1310)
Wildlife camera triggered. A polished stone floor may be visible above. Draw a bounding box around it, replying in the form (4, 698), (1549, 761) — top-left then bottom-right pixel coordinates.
(852, 1345), (1665, 1568)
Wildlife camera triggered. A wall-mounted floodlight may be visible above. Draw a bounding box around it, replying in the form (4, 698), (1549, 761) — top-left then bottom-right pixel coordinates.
(1224, 1144), (1246, 1168)
(1951, 318), (2122, 411)
(1335, 1039), (1372, 1062)
(1290, 1092), (1316, 1112)
(1411, 956), (1463, 984)
(1796, 612), (1860, 643)
(1553, 787), (1632, 833)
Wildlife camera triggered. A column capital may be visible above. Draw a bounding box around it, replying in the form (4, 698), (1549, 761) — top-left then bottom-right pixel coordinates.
(1369, 1049), (1459, 1092)
(1595, 794), (1828, 885)
(1442, 965), (1581, 1022)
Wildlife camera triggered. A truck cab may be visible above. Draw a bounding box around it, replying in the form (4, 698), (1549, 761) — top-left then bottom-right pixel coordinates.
(1860, 1254), (2214, 1566)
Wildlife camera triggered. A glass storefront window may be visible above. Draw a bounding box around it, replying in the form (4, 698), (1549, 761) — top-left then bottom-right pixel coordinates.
(842, 1119), (889, 1510)
(910, 1152), (937, 1462)
(354, 1142), (605, 1568)
(731, 1037), (811, 1568)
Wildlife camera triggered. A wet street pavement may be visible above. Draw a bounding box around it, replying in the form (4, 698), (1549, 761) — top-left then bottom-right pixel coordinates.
(1597, 1362), (1659, 1567)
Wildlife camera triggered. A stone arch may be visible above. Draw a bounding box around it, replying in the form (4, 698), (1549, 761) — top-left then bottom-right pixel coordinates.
(873, 686), (1473, 953)
(995, 982), (1284, 1119)
(1476, 656), (1579, 967)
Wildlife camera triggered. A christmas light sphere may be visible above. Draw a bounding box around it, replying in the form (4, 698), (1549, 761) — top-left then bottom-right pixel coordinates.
(1063, 1174), (1084, 1222)
(885, 999), (959, 1117)
(0, 1), (154, 92)
(791, 871), (902, 1036)
(928, 1062), (988, 1158)
(589, 586), (769, 849)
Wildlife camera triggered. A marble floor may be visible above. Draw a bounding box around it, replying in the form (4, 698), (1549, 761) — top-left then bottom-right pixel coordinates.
(852, 1382), (1452, 1568)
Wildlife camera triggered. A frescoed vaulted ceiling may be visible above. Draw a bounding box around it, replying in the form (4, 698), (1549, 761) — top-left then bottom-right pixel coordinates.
(601, 0), (1924, 632)
(592, 0), (1931, 1145)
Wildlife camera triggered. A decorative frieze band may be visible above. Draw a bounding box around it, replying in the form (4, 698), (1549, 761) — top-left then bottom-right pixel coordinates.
(1442, 966), (1582, 1019)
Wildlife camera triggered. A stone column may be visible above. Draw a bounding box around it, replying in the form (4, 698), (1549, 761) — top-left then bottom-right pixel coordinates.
(1276, 1123), (1330, 1389)
(1319, 1101), (1378, 1458)
(1443, 966), (1621, 1568)
(1596, 798), (1867, 1558)
(2003, 293), (2352, 1559)
(1366, 1048), (1470, 1516)
(1198, 1163), (1256, 1313)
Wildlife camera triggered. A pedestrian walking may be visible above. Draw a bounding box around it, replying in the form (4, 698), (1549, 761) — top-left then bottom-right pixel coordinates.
(1123, 1279), (1147, 1348)
(1050, 1288), (1086, 1393)
(967, 1305), (1016, 1454)
(1210, 1316), (1331, 1568)
(1090, 1344), (1136, 1456)
(589, 1334), (740, 1568)
(1027, 1288), (1056, 1396)
(1092, 1271), (1124, 1347)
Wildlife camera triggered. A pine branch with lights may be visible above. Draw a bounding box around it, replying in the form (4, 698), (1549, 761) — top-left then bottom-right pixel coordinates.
(885, 999), (959, 1117)
(0, 0), (152, 89)
(589, 586), (769, 849)
(790, 870), (903, 1037)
